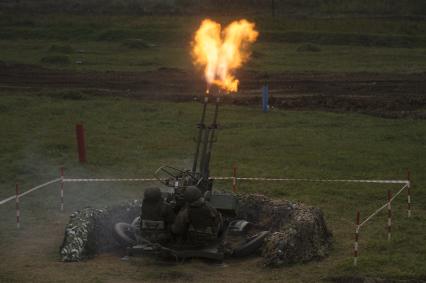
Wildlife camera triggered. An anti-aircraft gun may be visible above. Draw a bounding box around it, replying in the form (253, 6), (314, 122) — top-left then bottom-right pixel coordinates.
(154, 94), (238, 215)
(117, 94), (268, 260)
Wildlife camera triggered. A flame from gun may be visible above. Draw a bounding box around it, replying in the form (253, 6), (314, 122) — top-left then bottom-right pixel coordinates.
(192, 19), (259, 93)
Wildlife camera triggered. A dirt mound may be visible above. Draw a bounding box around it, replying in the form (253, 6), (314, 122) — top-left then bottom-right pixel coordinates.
(60, 194), (332, 266)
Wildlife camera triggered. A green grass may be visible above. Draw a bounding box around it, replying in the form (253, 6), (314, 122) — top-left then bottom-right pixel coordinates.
(1, 39), (425, 73)
(1, 0), (425, 16)
(0, 92), (425, 282)
(252, 42), (426, 73)
(0, 15), (425, 73)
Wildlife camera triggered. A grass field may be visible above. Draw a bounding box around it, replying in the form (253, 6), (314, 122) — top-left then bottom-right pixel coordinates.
(1, 0), (425, 16)
(0, 5), (425, 282)
(0, 92), (425, 282)
(0, 15), (426, 73)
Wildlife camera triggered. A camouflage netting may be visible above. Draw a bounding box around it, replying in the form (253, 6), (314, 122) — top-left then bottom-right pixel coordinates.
(236, 194), (333, 267)
(60, 208), (102, 261)
(60, 194), (332, 266)
(60, 200), (141, 262)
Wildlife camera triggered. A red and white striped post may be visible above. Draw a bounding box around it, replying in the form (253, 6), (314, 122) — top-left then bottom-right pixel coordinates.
(354, 211), (360, 266)
(407, 169), (411, 217)
(387, 190), (392, 242)
(60, 167), (64, 211)
(232, 164), (237, 192)
(15, 183), (20, 229)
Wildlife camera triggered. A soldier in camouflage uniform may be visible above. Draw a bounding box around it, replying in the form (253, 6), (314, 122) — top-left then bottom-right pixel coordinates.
(140, 187), (176, 245)
(172, 186), (223, 248)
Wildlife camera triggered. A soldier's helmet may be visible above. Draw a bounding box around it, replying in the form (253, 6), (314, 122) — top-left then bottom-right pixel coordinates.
(143, 187), (162, 203)
(184, 186), (202, 203)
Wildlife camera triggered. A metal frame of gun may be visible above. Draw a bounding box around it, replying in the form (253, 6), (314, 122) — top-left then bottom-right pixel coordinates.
(153, 92), (221, 196)
(193, 95), (220, 194)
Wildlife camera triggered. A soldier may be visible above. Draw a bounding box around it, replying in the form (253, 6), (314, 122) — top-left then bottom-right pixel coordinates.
(140, 187), (175, 245)
(172, 186), (223, 248)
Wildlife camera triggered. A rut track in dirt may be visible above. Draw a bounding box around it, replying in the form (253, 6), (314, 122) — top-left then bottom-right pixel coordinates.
(1, 62), (425, 118)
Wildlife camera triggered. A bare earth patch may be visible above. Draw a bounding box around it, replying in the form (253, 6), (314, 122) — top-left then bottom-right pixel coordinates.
(0, 62), (425, 118)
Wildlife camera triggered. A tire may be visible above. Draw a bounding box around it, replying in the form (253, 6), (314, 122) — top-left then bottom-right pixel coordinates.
(113, 222), (137, 247)
(232, 231), (270, 257)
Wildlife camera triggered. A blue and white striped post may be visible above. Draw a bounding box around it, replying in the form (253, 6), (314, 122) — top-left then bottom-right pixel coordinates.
(262, 83), (269, 113)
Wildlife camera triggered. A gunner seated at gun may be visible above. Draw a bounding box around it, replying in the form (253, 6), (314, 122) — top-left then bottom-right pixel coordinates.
(140, 187), (176, 245)
(171, 186), (223, 248)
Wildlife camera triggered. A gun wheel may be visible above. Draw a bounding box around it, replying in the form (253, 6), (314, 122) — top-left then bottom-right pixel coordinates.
(113, 222), (137, 247)
(232, 231), (270, 257)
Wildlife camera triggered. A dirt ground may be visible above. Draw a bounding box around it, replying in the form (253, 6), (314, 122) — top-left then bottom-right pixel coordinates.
(0, 213), (340, 283)
(1, 61), (425, 118)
